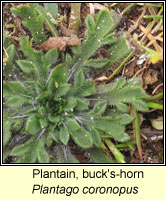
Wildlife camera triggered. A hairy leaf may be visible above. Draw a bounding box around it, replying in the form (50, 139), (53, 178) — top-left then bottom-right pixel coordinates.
(96, 77), (148, 112)
(49, 64), (68, 85)
(59, 126), (70, 145)
(3, 81), (27, 97)
(90, 100), (107, 116)
(16, 60), (34, 74)
(80, 10), (119, 61)
(87, 148), (114, 163)
(75, 98), (89, 112)
(70, 129), (93, 148)
(67, 119), (80, 131)
(25, 115), (41, 135)
(3, 121), (11, 147)
(6, 96), (31, 109)
(44, 3), (58, 19)
(45, 48), (58, 67)
(55, 83), (71, 97)
(75, 80), (95, 97)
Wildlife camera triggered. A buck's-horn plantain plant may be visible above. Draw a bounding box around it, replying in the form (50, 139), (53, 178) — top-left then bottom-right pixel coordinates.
(3, 8), (149, 163)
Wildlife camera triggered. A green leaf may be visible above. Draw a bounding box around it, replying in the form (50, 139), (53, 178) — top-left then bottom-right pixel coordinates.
(35, 4), (58, 37)
(16, 60), (34, 74)
(11, 141), (30, 156)
(49, 64), (68, 85)
(65, 53), (73, 68)
(131, 100), (149, 112)
(26, 115), (41, 134)
(116, 103), (130, 113)
(90, 127), (101, 147)
(96, 77), (148, 112)
(84, 58), (109, 69)
(55, 83), (71, 97)
(38, 146), (50, 163)
(48, 79), (55, 92)
(70, 129), (93, 148)
(101, 33), (116, 45)
(39, 118), (48, 128)
(85, 14), (96, 34)
(67, 119), (80, 131)
(93, 117), (130, 142)
(119, 114), (134, 125)
(55, 145), (79, 163)
(6, 96), (30, 108)
(6, 44), (16, 63)
(11, 4), (47, 44)
(44, 3), (58, 19)
(50, 131), (61, 143)
(48, 114), (60, 123)
(80, 10), (120, 61)
(45, 48), (58, 67)
(59, 126), (70, 145)
(37, 91), (52, 102)
(87, 148), (113, 163)
(90, 100), (107, 116)
(107, 36), (131, 68)
(113, 77), (127, 89)
(74, 69), (85, 89)
(12, 137), (44, 163)
(3, 121), (12, 147)
(75, 80), (95, 97)
(75, 98), (89, 111)
(12, 119), (24, 132)
(3, 81), (27, 97)
(63, 97), (77, 111)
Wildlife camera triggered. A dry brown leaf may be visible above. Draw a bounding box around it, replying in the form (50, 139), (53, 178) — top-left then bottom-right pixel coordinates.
(59, 25), (77, 37)
(143, 69), (158, 85)
(95, 76), (108, 81)
(93, 3), (109, 11)
(36, 37), (81, 51)
(100, 48), (111, 57)
(69, 3), (81, 34)
(3, 48), (9, 63)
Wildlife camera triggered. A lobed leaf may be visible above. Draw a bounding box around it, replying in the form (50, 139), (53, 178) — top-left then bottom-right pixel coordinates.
(11, 4), (46, 44)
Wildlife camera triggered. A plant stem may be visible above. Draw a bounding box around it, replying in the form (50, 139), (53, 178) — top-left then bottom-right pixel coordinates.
(69, 3), (81, 33)
(115, 141), (136, 149)
(132, 106), (142, 158)
(144, 15), (163, 19)
(104, 139), (126, 163)
(122, 3), (136, 15)
(108, 51), (134, 80)
(147, 102), (163, 110)
(147, 3), (163, 8)
(146, 92), (163, 102)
